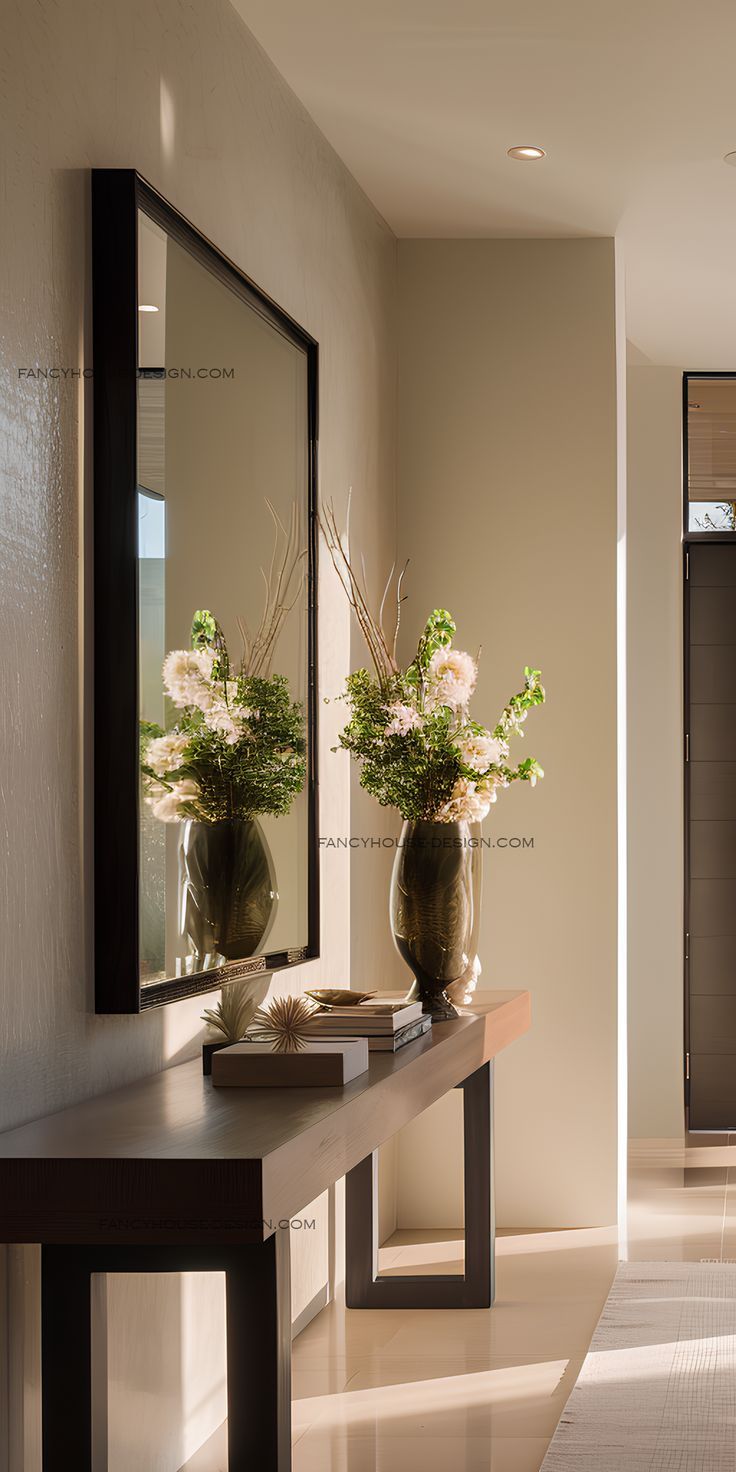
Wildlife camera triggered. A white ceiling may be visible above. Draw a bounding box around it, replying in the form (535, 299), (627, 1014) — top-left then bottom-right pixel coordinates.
(234, 0), (736, 366)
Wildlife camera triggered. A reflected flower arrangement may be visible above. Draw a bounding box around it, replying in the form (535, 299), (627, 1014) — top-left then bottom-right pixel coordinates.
(141, 609), (306, 824)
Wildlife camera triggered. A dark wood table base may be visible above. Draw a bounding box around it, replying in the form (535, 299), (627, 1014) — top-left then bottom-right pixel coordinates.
(345, 1061), (495, 1309)
(0, 998), (528, 1469)
(39, 1062), (494, 1467)
(41, 1234), (291, 1472)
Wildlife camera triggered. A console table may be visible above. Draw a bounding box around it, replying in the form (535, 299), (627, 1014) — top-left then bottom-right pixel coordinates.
(0, 989), (530, 1471)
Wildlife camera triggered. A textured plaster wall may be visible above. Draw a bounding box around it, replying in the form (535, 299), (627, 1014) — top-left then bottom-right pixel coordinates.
(0, 1), (396, 1465)
(626, 360), (684, 1140)
(396, 239), (620, 1229)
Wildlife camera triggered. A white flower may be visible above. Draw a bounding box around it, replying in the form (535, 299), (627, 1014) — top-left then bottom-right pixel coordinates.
(147, 777), (200, 823)
(162, 648), (216, 709)
(426, 648), (477, 711)
(202, 698), (242, 745)
(435, 777), (492, 824)
(385, 702), (422, 737)
(454, 730), (509, 774)
(145, 731), (190, 777)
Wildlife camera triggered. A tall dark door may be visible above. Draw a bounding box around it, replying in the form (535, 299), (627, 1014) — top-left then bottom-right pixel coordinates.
(687, 542), (736, 1128)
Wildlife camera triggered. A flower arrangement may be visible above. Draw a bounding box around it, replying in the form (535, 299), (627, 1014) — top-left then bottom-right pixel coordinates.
(141, 609), (306, 824)
(321, 502), (545, 824)
(338, 610), (544, 822)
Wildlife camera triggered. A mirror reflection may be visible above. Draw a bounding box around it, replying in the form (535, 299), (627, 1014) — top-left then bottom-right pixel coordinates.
(136, 209), (311, 992)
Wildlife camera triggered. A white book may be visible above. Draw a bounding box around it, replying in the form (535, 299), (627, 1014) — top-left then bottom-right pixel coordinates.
(211, 1038), (369, 1088)
(303, 1001), (423, 1034)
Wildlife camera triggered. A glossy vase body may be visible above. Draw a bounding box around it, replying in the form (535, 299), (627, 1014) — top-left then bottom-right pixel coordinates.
(179, 818), (277, 968)
(390, 819), (482, 1020)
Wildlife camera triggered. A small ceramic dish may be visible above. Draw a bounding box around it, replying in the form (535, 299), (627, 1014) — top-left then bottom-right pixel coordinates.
(305, 988), (376, 1009)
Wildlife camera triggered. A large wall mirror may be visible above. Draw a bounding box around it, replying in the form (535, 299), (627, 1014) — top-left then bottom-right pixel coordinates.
(92, 171), (318, 1012)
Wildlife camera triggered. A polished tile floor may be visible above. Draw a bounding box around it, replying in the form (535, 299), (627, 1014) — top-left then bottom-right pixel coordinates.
(288, 1134), (736, 1472)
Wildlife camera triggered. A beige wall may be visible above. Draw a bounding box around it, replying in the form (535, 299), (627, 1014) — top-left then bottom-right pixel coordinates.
(395, 239), (620, 1228)
(0, 0), (396, 1465)
(626, 359), (684, 1139)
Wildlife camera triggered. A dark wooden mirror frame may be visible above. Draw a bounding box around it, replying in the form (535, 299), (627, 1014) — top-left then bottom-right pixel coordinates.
(92, 169), (319, 1013)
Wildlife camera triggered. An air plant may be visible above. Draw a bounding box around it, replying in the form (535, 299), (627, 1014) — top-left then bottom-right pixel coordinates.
(201, 980), (265, 1043)
(239, 499), (307, 678)
(248, 994), (318, 1053)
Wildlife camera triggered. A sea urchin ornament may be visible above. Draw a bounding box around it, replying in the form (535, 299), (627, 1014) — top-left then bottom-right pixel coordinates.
(248, 995), (318, 1053)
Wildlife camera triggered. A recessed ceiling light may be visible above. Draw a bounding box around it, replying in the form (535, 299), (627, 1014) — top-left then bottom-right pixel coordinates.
(138, 303), (159, 312)
(724, 152), (736, 167)
(507, 145), (546, 161)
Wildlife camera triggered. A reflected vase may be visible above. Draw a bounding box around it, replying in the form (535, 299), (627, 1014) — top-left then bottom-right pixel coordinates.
(179, 818), (277, 969)
(390, 819), (482, 1021)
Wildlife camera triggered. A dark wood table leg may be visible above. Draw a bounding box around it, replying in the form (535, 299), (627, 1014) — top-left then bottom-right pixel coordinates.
(345, 1060), (494, 1309)
(40, 1236), (293, 1471)
(462, 1059), (495, 1307)
(225, 1229), (292, 1471)
(42, 1246), (93, 1472)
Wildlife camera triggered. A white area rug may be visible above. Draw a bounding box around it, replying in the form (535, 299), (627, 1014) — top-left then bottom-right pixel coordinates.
(541, 1261), (736, 1470)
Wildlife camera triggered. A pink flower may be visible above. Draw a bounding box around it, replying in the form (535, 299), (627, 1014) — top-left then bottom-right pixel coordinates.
(426, 648), (477, 711)
(385, 702), (422, 737)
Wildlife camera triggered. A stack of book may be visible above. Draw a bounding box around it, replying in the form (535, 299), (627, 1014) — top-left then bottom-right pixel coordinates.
(301, 999), (431, 1052)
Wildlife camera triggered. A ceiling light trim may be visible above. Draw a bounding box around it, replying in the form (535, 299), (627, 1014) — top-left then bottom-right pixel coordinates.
(507, 145), (546, 161)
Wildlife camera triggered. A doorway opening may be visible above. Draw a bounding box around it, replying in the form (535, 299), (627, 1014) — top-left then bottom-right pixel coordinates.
(684, 373), (736, 1129)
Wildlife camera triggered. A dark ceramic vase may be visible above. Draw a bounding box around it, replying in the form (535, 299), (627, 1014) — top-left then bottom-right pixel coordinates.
(390, 819), (482, 1020)
(179, 818), (277, 969)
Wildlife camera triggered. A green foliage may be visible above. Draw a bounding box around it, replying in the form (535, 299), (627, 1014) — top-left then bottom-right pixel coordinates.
(335, 612), (545, 823)
(175, 673), (306, 821)
(337, 669), (459, 819)
(191, 609), (217, 648)
(141, 611), (306, 824)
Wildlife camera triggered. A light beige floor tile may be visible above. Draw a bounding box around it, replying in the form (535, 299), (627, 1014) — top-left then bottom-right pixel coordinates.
(624, 1235), (725, 1261)
(496, 1226), (619, 1255)
(631, 1145), (736, 1174)
(379, 1227), (617, 1303)
(293, 1363), (355, 1398)
(288, 1140), (736, 1472)
(296, 1300), (407, 1358)
(177, 1421), (227, 1471)
(318, 1355), (577, 1436)
(628, 1192), (725, 1229)
(495, 1237), (617, 1306)
(383, 1228), (465, 1247)
(378, 1296), (603, 1361)
(294, 1431), (553, 1471)
(380, 1252), (465, 1277)
(628, 1166), (728, 1194)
